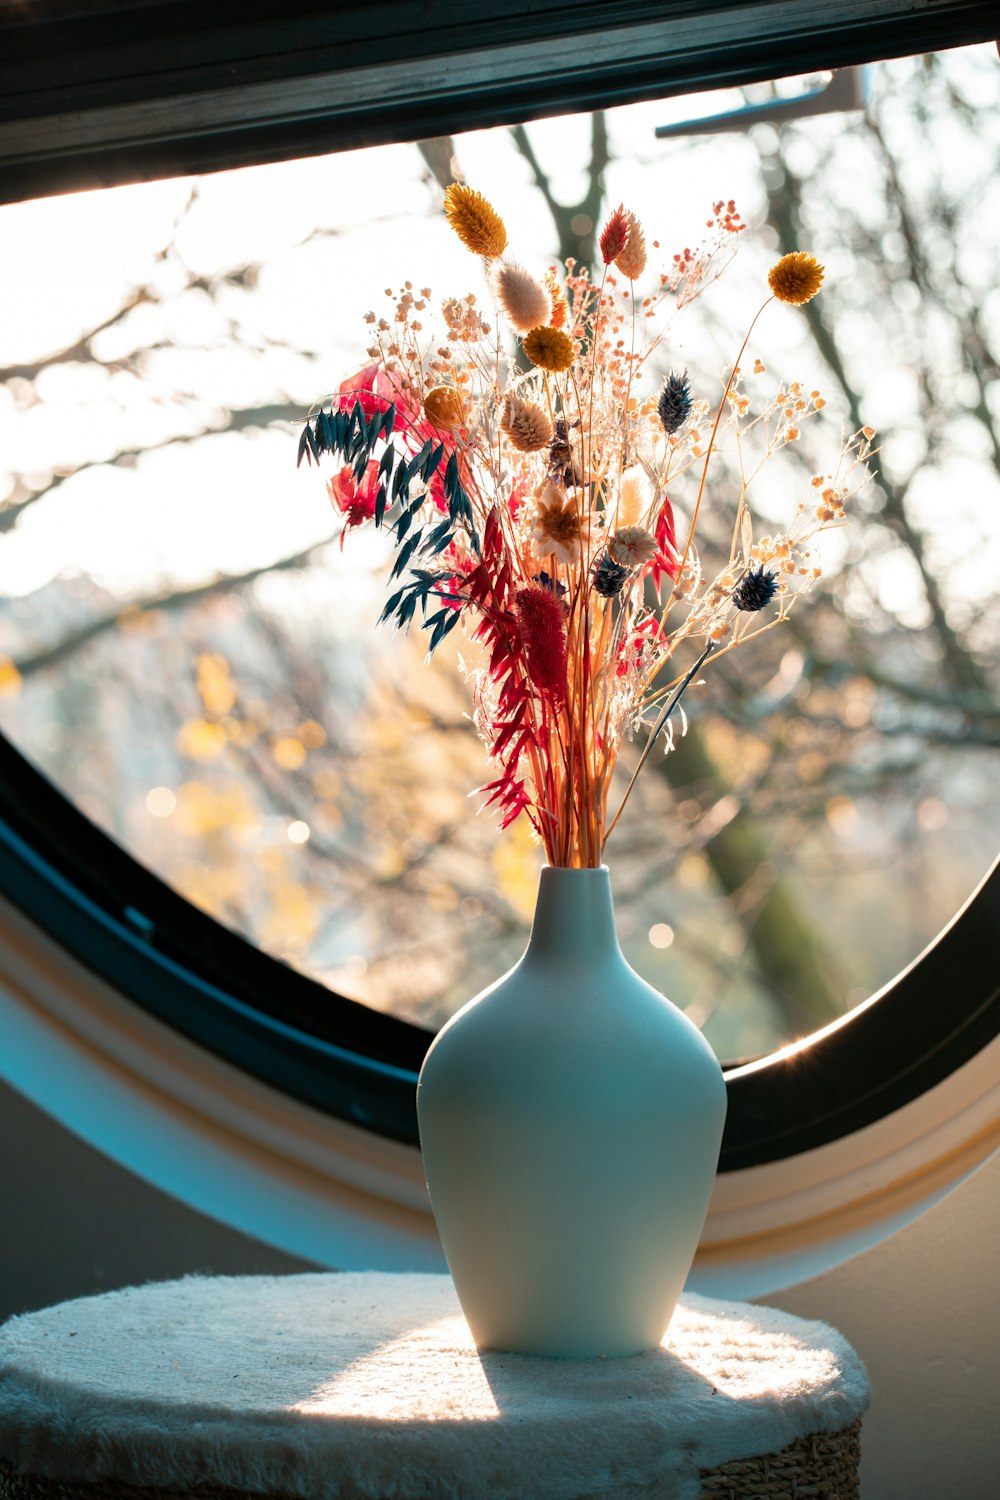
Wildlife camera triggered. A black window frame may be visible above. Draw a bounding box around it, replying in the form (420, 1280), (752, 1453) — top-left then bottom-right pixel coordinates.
(0, 0), (998, 1170)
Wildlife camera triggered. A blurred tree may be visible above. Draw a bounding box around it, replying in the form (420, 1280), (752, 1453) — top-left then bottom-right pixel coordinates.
(1, 48), (997, 1048)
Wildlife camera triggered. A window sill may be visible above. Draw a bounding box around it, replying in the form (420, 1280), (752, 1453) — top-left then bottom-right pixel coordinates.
(4, 889), (997, 1295)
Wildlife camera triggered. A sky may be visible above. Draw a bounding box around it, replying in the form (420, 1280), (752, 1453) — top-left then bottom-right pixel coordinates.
(0, 47), (997, 620)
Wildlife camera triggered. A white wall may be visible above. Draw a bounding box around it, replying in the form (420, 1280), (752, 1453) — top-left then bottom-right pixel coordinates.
(2, 1073), (999, 1496)
(764, 1144), (1000, 1499)
(0, 1077), (313, 1321)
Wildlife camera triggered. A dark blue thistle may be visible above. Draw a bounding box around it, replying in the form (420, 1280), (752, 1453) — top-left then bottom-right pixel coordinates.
(532, 570), (568, 599)
(657, 370), (692, 435)
(732, 565), (779, 613)
(593, 554), (630, 598)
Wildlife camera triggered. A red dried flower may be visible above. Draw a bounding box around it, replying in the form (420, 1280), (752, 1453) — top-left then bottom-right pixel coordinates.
(514, 583), (568, 700)
(599, 205), (629, 265)
(650, 496), (680, 596)
(327, 461), (380, 544)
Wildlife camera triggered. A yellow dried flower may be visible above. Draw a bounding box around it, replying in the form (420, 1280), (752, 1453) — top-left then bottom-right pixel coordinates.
(424, 386), (468, 430)
(523, 325), (575, 373)
(768, 252), (825, 305)
(443, 184), (507, 259)
(500, 392), (552, 452)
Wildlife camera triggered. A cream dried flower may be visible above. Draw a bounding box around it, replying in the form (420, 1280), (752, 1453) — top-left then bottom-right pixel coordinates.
(531, 482), (591, 565)
(615, 212), (647, 281)
(616, 466), (653, 527)
(608, 525), (657, 567)
(493, 264), (551, 332)
(500, 392), (552, 452)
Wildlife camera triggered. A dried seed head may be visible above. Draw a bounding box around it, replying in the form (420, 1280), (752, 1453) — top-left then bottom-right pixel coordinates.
(424, 386), (468, 430)
(443, 184), (507, 259)
(600, 205), (629, 265)
(615, 213), (647, 281)
(523, 325), (575, 372)
(617, 466), (653, 527)
(514, 583), (568, 699)
(608, 525), (657, 567)
(768, 251), (824, 305)
(657, 370), (692, 435)
(593, 554), (630, 598)
(732, 565), (779, 612)
(493, 263), (551, 332)
(500, 392), (552, 452)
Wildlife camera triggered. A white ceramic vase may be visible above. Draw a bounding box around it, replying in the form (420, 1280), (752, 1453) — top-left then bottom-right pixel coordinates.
(416, 864), (727, 1358)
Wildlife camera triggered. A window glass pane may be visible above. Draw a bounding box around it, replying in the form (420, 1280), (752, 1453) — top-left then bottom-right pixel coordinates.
(1, 43), (997, 1060)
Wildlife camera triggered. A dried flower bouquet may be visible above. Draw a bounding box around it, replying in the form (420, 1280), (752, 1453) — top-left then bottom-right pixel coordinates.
(298, 187), (874, 868)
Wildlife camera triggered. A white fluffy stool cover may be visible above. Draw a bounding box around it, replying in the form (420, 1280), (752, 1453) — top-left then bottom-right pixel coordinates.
(0, 1272), (869, 1500)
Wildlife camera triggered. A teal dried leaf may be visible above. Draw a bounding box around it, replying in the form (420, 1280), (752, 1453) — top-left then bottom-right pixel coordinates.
(347, 404), (370, 460)
(365, 407), (383, 447)
(374, 485), (388, 527)
(405, 440), (434, 486)
(422, 442), (447, 481)
(400, 592), (418, 627)
(391, 531), (424, 580)
(392, 461), (409, 502)
(316, 410), (334, 453)
(427, 518), (455, 554)
(425, 607), (458, 652)
(380, 588), (403, 624)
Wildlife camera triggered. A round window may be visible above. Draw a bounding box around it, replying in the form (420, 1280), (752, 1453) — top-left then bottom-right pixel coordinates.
(0, 42), (997, 1159)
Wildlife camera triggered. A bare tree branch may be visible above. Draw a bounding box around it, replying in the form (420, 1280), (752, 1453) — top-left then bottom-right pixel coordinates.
(13, 534), (336, 679)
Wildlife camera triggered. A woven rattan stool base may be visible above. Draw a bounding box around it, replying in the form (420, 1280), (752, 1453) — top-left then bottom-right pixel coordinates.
(1, 1419), (861, 1500)
(699, 1417), (861, 1497)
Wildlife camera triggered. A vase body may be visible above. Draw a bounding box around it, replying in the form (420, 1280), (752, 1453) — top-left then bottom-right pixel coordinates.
(416, 865), (727, 1358)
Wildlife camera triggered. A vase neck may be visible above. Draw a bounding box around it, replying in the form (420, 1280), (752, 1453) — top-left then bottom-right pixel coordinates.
(526, 866), (621, 962)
